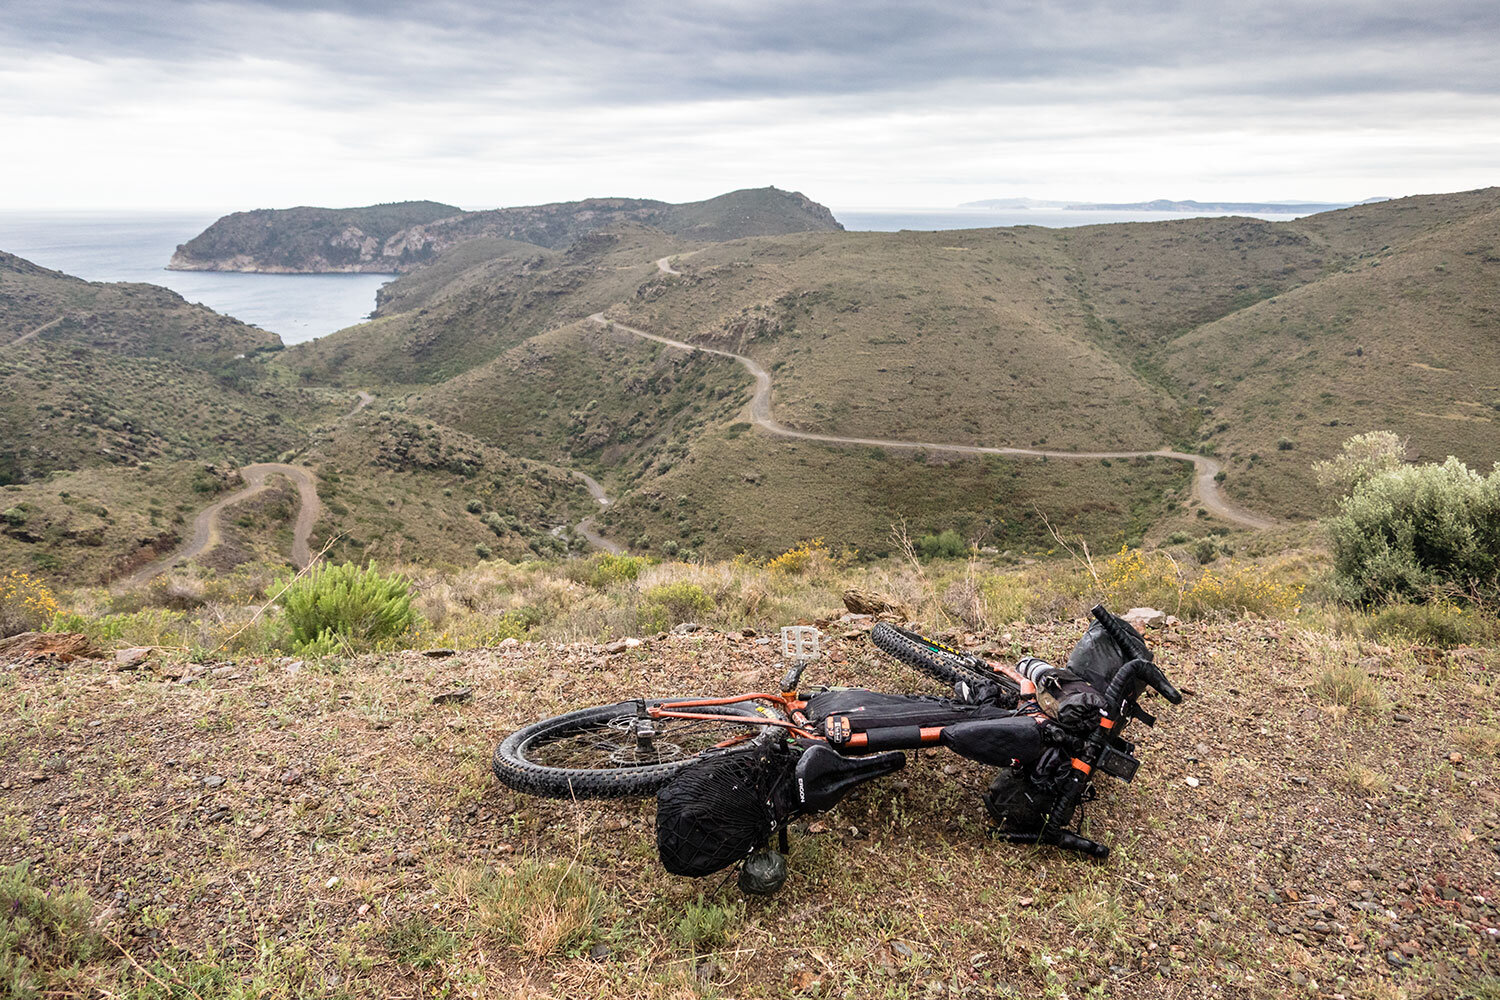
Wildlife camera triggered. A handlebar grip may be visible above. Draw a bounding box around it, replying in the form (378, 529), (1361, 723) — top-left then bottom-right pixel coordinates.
(993, 829), (1110, 859)
(780, 661), (808, 693)
(1054, 829), (1110, 859)
(1144, 665), (1183, 704)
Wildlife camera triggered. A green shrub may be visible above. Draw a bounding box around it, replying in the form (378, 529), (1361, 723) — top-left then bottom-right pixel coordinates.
(1, 861), (102, 999)
(673, 896), (744, 952)
(1326, 456), (1500, 606)
(278, 562), (415, 653)
(645, 580), (713, 622)
(1311, 431), (1407, 495)
(1368, 601), (1496, 648)
(1, 571), (59, 638)
(915, 529), (967, 559)
(587, 554), (647, 588)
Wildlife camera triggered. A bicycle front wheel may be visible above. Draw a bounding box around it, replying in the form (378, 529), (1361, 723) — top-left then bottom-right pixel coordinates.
(493, 698), (770, 799)
(871, 622), (991, 689)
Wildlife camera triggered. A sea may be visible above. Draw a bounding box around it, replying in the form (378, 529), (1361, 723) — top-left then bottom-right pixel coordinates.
(0, 206), (1309, 344)
(0, 211), (393, 345)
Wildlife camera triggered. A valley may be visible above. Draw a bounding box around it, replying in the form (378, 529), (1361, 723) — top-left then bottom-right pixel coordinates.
(3, 185), (1498, 583)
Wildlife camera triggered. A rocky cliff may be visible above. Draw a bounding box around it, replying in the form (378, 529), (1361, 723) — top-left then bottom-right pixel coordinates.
(168, 188), (844, 273)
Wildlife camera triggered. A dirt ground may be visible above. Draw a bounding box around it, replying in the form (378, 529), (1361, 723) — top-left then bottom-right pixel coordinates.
(2, 619), (1496, 998)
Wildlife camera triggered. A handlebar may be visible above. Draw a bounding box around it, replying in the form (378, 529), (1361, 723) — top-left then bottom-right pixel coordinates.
(995, 828), (1110, 859)
(781, 660), (810, 694)
(1089, 604), (1182, 705)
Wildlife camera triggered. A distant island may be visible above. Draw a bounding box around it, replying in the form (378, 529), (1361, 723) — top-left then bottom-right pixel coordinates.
(961, 196), (1390, 213)
(169, 187), (844, 274)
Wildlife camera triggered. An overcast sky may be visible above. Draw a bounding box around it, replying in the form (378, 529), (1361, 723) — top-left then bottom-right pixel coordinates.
(3, 0), (1497, 211)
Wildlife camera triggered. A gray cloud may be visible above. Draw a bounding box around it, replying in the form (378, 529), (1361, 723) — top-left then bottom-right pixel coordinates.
(7, 0), (1499, 106)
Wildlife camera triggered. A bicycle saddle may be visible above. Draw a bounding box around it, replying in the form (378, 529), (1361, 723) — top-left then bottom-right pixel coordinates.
(795, 744), (905, 814)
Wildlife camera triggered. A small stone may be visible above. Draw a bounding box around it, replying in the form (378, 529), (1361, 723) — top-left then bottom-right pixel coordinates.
(357, 903), (369, 916)
(432, 687), (472, 705)
(325, 876), (340, 889)
(1290, 776), (1308, 785)
(114, 647), (153, 670)
(1386, 951), (1406, 967)
(1392, 713), (1413, 723)
(1017, 896), (1035, 907)
(671, 622), (702, 634)
(604, 640), (628, 654)
(422, 648), (456, 658)
(1448, 752), (1463, 764)
(28, 772), (48, 783)
(891, 941), (914, 959)
(1185, 776), (1200, 787)
(623, 637), (643, 648)
(249, 824), (269, 841)
(807, 821), (828, 834)
(498, 637), (519, 649)
(202, 775), (225, 788)
(589, 942), (610, 962)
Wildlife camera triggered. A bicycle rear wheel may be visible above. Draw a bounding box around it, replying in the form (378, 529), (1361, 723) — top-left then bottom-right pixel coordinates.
(493, 698), (771, 799)
(871, 622), (993, 689)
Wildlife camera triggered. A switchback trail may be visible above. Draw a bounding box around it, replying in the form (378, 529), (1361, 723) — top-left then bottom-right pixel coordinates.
(122, 464), (321, 585)
(592, 279), (1275, 531)
(570, 470), (624, 554)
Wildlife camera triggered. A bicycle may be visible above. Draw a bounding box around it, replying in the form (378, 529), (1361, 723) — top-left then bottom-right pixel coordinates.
(492, 605), (1182, 892)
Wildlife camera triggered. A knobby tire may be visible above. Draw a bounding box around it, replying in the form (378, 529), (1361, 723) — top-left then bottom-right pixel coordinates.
(493, 698), (768, 799)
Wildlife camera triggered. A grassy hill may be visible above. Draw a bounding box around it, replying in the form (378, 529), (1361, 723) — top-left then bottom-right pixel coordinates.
(9, 187), (1500, 581)
(285, 225), (693, 385)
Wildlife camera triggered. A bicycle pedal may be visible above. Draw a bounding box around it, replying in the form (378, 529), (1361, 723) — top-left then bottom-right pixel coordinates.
(823, 716), (852, 745)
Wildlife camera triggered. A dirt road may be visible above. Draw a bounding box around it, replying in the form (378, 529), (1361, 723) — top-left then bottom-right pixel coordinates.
(589, 311), (1276, 531)
(122, 464), (321, 585)
(570, 470), (624, 554)
(3, 314), (64, 351)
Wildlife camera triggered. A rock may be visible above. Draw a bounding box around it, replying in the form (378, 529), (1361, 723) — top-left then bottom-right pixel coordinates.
(589, 942), (610, 962)
(0, 632), (103, 665)
(249, 823), (270, 841)
(279, 768), (304, 786)
(422, 648), (456, 658)
(842, 588), (909, 617)
(1393, 713), (1413, 723)
(671, 622), (702, 634)
(498, 637), (519, 648)
(1122, 607), (1167, 629)
(1185, 776), (1200, 787)
(432, 687), (473, 705)
(202, 775), (226, 788)
(807, 821), (828, 834)
(891, 941), (915, 959)
(114, 647), (154, 670)
(1448, 752), (1464, 764)
(624, 637), (643, 649)
(604, 640), (628, 654)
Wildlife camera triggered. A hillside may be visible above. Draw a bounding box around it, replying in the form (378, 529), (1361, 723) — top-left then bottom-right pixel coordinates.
(167, 201), (463, 273)
(0, 253), (597, 583)
(170, 187), (844, 274)
(0, 252), (311, 485)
